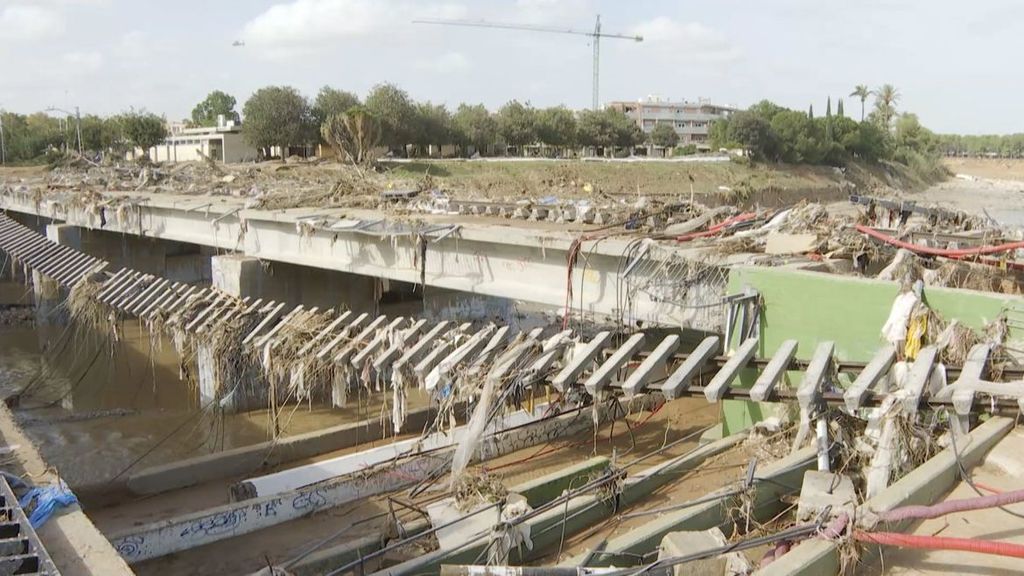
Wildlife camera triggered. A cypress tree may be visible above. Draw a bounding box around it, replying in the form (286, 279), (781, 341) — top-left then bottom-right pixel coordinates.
(808, 104), (814, 119)
(826, 97), (832, 118)
(837, 98), (845, 117)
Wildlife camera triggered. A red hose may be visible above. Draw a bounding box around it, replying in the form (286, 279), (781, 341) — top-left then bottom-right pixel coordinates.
(877, 488), (1024, 523)
(855, 224), (1024, 258)
(855, 530), (1024, 559)
(676, 212), (758, 242)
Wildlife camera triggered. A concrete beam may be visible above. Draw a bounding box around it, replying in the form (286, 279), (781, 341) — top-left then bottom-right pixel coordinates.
(755, 416), (1015, 576)
(377, 428), (748, 575)
(109, 403), (603, 563)
(574, 446), (817, 568)
(1, 192), (728, 327)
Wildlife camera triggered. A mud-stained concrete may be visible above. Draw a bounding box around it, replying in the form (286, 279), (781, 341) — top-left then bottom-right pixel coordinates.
(119, 397), (719, 575)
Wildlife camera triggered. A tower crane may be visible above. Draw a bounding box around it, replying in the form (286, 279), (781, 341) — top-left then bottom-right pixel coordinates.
(412, 15), (642, 110)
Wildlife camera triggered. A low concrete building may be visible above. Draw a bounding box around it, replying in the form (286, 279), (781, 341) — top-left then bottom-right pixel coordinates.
(145, 116), (258, 163)
(609, 97), (736, 150)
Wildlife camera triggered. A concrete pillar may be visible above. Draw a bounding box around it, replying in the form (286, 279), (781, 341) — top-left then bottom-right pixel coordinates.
(212, 255), (378, 312)
(33, 224), (81, 326)
(211, 254), (261, 298)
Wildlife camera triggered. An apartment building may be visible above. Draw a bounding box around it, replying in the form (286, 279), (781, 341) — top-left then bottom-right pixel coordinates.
(609, 98), (735, 149)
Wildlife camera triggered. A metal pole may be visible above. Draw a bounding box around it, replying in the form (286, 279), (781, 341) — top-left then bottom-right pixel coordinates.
(592, 14), (601, 110)
(0, 109), (6, 166)
(75, 106), (83, 157)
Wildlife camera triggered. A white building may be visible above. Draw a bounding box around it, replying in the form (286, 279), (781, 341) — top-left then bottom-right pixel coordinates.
(608, 97), (736, 150)
(145, 116), (258, 163)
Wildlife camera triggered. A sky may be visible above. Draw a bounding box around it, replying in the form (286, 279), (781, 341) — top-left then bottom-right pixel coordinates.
(0, 0), (1020, 134)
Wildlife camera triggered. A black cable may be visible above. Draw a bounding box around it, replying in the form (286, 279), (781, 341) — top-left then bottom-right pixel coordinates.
(947, 412), (1024, 520)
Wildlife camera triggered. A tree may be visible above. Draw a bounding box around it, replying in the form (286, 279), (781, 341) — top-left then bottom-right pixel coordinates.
(650, 123), (679, 148)
(312, 86), (360, 135)
(321, 107), (380, 165)
(825, 97), (833, 141)
(837, 98), (845, 118)
(242, 86), (312, 159)
(452, 104), (498, 155)
(115, 111), (167, 158)
(364, 83), (417, 152)
(78, 114), (117, 154)
(495, 100), (537, 149)
(808, 104), (814, 119)
(874, 84), (900, 129)
(576, 109), (642, 152)
(411, 102), (454, 154)
(748, 100), (786, 123)
(708, 118), (733, 149)
(771, 110), (823, 164)
(536, 106), (577, 149)
(850, 85), (872, 122)
(893, 113), (938, 155)
(842, 121), (890, 162)
(190, 90), (239, 127)
(726, 111), (777, 160)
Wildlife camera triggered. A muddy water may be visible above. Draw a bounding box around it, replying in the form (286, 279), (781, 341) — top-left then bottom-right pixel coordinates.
(0, 280), (397, 491)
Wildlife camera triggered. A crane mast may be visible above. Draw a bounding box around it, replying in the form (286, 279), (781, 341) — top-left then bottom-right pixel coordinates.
(412, 15), (642, 110)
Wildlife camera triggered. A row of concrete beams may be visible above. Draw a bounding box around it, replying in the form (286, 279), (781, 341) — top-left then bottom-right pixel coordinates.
(7, 210), (1024, 415)
(0, 214), (107, 285)
(372, 432), (778, 569)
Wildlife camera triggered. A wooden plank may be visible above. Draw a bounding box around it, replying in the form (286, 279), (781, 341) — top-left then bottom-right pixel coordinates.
(703, 337), (758, 402)
(750, 340), (799, 402)
(551, 331), (612, 392)
(585, 333), (646, 395)
(843, 346), (896, 412)
(662, 336), (719, 400)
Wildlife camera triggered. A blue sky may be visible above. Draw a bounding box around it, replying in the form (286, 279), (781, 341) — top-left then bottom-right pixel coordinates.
(1, 0), (1021, 134)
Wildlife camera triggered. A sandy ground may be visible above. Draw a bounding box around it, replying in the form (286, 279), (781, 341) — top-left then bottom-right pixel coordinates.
(894, 158), (1024, 227)
(862, 428), (1024, 576)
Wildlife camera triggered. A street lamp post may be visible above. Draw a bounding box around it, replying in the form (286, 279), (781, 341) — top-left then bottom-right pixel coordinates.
(0, 108), (6, 166)
(46, 106), (83, 157)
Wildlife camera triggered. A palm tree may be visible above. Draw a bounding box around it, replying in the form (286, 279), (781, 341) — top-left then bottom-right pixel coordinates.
(874, 84), (900, 128)
(850, 85), (872, 122)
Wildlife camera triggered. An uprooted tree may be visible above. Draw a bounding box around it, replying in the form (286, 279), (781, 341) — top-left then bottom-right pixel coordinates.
(320, 107), (381, 165)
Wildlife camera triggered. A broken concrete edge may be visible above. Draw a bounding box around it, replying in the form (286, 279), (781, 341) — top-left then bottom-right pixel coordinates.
(568, 445), (818, 567)
(107, 401), (622, 564)
(275, 457), (611, 576)
(0, 402), (133, 576)
(373, 429), (748, 576)
(121, 402), (447, 497)
(753, 416), (1016, 576)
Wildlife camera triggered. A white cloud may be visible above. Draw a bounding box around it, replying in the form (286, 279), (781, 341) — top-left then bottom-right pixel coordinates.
(0, 4), (65, 40)
(416, 51), (469, 74)
(629, 17), (741, 64)
(241, 0), (465, 53)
